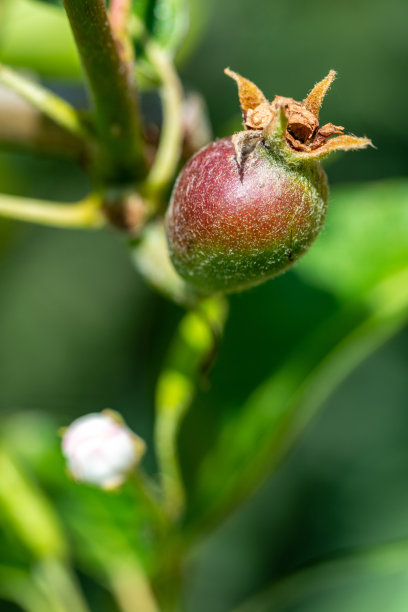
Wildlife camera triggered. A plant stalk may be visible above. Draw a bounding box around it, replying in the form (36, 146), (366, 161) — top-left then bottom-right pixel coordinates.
(62, 0), (145, 184)
(143, 42), (183, 203)
(0, 193), (104, 229)
(155, 297), (228, 520)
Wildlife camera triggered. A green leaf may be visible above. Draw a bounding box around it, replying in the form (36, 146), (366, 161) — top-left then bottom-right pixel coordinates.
(0, 0), (81, 77)
(133, 0), (189, 55)
(189, 179), (408, 533)
(0, 444), (68, 560)
(232, 539), (408, 612)
(297, 179), (408, 300)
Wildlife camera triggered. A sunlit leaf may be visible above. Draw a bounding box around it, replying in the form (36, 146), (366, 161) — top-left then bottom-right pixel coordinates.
(190, 179), (408, 530)
(0, 565), (53, 612)
(297, 179), (408, 300)
(133, 0), (189, 55)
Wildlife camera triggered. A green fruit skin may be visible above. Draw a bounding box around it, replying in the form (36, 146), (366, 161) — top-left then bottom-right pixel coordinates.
(165, 136), (329, 294)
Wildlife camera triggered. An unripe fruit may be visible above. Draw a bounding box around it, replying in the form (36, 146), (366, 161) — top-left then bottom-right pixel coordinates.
(166, 70), (371, 294)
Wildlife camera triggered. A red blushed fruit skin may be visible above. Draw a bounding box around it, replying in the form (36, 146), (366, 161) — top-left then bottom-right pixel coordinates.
(166, 137), (329, 293)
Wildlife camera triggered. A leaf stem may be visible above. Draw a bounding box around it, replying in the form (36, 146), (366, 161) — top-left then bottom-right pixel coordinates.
(0, 193), (104, 229)
(0, 64), (89, 140)
(62, 0), (145, 184)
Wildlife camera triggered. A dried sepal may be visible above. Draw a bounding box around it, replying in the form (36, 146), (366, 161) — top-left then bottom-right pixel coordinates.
(303, 70), (336, 118)
(225, 67), (372, 161)
(224, 68), (267, 125)
(245, 102), (274, 130)
(291, 134), (373, 160)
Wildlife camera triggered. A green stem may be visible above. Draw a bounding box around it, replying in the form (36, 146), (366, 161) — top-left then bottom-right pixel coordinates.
(131, 471), (168, 535)
(33, 559), (90, 612)
(0, 444), (67, 559)
(0, 193), (104, 229)
(155, 297), (228, 520)
(143, 42), (183, 203)
(108, 560), (160, 612)
(0, 565), (53, 612)
(0, 93), (86, 160)
(62, 0), (145, 184)
(0, 64), (89, 140)
(0, 447), (89, 611)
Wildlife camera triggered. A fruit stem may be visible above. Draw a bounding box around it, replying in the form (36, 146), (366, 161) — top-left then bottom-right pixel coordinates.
(0, 64), (89, 140)
(62, 0), (145, 184)
(0, 193), (104, 229)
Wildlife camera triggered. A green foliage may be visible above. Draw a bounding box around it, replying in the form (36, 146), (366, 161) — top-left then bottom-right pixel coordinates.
(0, 0), (81, 77)
(233, 539), (408, 612)
(190, 180), (408, 529)
(0, 0), (407, 611)
(297, 180), (408, 300)
(133, 0), (189, 55)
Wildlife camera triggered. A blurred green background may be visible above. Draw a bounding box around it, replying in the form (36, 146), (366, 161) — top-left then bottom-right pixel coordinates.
(0, 0), (407, 610)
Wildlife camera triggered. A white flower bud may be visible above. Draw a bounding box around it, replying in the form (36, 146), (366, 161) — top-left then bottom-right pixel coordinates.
(62, 411), (145, 489)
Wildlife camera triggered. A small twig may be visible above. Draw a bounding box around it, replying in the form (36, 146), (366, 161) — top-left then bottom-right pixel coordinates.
(0, 64), (88, 140)
(143, 41), (184, 203)
(129, 15), (184, 204)
(0, 193), (104, 229)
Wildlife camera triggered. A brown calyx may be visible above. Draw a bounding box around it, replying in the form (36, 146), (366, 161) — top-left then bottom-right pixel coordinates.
(225, 68), (371, 157)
